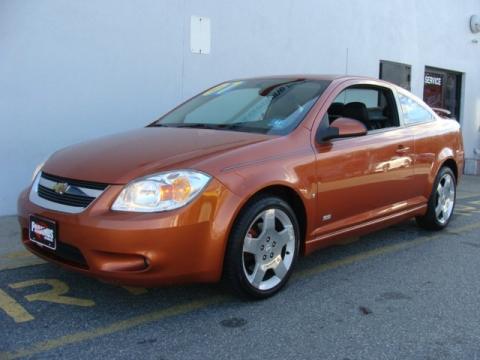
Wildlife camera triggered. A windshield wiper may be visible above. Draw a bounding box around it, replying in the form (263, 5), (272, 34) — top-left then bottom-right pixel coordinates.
(167, 123), (224, 129)
(148, 123), (218, 129)
(219, 122), (263, 130)
(150, 122), (265, 133)
(148, 123), (171, 127)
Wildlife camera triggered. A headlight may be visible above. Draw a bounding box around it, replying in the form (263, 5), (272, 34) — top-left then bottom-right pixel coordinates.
(111, 170), (211, 212)
(32, 162), (45, 181)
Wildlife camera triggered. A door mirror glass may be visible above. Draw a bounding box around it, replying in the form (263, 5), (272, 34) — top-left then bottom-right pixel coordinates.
(316, 117), (368, 142)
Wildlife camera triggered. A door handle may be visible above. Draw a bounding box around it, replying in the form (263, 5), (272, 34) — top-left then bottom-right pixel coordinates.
(396, 145), (410, 154)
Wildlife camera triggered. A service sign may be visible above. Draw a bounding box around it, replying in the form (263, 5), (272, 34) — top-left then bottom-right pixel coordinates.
(424, 73), (443, 86)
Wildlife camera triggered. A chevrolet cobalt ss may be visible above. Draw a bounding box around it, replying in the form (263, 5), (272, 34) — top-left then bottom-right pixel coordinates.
(18, 76), (464, 298)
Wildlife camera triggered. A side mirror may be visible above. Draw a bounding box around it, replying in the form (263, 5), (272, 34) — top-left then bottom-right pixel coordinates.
(316, 117), (368, 142)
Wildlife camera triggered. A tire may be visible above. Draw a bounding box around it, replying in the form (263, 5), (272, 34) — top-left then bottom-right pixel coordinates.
(223, 195), (300, 299)
(416, 166), (456, 230)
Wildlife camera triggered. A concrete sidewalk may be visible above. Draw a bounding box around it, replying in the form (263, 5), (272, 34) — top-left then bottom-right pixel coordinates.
(0, 215), (44, 270)
(0, 175), (478, 271)
(457, 174), (480, 198)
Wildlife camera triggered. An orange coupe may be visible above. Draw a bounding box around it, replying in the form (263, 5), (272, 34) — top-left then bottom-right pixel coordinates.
(18, 75), (464, 298)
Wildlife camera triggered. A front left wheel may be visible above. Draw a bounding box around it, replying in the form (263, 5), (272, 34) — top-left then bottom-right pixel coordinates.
(223, 196), (300, 299)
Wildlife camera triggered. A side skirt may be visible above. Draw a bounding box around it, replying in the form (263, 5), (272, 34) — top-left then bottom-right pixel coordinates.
(304, 204), (427, 255)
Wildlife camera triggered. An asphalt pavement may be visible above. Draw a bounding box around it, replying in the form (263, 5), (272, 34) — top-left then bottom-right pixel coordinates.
(0, 176), (479, 360)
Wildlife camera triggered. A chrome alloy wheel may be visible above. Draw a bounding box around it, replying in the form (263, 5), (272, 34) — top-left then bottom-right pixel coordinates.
(435, 173), (455, 225)
(242, 208), (296, 291)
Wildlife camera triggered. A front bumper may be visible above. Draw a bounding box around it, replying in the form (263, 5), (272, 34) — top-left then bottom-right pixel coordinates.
(18, 179), (241, 287)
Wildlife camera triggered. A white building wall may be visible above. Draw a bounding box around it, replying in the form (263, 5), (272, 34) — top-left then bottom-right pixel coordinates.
(0, 0), (479, 215)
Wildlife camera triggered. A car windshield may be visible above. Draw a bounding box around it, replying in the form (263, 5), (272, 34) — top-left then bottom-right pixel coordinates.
(149, 78), (331, 135)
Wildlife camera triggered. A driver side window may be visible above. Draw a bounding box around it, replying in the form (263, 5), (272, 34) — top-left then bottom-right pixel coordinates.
(327, 86), (400, 131)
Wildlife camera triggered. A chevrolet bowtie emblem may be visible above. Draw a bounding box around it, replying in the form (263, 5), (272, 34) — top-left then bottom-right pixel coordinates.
(52, 182), (70, 195)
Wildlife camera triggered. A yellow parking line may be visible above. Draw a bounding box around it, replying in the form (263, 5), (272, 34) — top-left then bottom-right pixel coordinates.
(2, 250), (34, 259)
(456, 192), (480, 200)
(445, 222), (480, 235)
(296, 222), (480, 280)
(297, 234), (432, 279)
(121, 286), (148, 295)
(0, 257), (45, 271)
(2, 296), (227, 359)
(0, 289), (34, 323)
(10, 279), (96, 307)
(2, 221), (480, 359)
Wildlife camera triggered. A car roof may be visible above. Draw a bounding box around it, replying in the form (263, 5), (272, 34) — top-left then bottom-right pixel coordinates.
(233, 74), (379, 82)
(229, 74), (402, 93)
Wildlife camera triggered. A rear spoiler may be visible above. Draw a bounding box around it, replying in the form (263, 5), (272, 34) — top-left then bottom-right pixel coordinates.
(432, 107), (454, 119)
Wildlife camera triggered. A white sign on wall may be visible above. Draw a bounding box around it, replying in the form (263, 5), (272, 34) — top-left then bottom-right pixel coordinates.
(424, 74), (442, 86)
(190, 16), (211, 54)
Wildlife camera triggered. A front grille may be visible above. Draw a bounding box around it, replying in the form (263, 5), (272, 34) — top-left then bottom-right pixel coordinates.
(38, 184), (95, 207)
(32, 172), (109, 212)
(42, 172), (108, 190)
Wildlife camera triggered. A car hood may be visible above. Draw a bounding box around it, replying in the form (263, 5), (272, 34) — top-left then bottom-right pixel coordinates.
(42, 127), (273, 184)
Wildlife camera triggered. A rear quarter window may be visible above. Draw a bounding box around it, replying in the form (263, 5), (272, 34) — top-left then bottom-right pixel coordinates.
(398, 93), (435, 125)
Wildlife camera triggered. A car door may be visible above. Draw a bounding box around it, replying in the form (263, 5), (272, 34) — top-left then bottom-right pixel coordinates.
(309, 82), (416, 243)
(396, 90), (441, 199)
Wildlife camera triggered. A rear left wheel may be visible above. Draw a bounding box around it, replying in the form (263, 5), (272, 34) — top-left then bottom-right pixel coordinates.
(223, 196), (300, 299)
(416, 166), (456, 230)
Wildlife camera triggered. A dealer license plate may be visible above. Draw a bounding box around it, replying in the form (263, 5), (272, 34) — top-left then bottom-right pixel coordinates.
(29, 215), (57, 250)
